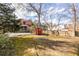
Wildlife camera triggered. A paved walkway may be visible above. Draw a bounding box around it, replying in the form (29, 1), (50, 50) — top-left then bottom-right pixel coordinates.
(5, 33), (32, 37)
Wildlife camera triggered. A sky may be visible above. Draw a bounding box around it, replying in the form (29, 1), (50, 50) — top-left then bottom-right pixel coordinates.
(12, 3), (79, 25)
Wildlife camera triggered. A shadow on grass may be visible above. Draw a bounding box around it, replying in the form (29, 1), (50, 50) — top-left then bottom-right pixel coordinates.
(75, 43), (79, 56)
(13, 37), (77, 56)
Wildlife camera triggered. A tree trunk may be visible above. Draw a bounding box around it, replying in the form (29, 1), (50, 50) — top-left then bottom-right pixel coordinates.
(37, 3), (42, 28)
(38, 14), (41, 28)
(72, 4), (77, 37)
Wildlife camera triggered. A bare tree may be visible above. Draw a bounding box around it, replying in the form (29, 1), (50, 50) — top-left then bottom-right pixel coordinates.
(42, 8), (69, 35)
(71, 3), (77, 36)
(13, 3), (43, 28)
(27, 3), (42, 28)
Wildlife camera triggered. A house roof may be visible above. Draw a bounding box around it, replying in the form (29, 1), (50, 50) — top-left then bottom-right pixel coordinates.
(18, 19), (32, 26)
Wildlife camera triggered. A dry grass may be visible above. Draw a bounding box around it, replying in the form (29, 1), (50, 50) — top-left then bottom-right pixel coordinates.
(13, 35), (79, 56)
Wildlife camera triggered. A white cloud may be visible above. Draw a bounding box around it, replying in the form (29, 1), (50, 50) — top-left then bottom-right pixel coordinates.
(28, 12), (37, 16)
(46, 18), (57, 24)
(47, 7), (55, 15)
(12, 4), (37, 19)
(48, 7), (54, 11)
(52, 18), (57, 24)
(57, 8), (65, 13)
(52, 8), (65, 14)
(12, 4), (25, 19)
(47, 7), (65, 15)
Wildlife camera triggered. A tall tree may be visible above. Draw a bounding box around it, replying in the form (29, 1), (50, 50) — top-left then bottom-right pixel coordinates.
(0, 3), (17, 33)
(16, 3), (42, 28)
(27, 3), (42, 28)
(71, 3), (77, 36)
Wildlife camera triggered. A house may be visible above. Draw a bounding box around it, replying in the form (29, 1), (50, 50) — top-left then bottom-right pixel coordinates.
(67, 22), (79, 36)
(47, 24), (67, 35)
(18, 19), (32, 32)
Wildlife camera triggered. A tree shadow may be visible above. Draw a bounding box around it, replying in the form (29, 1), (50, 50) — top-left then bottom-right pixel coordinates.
(14, 37), (77, 56)
(34, 38), (77, 55)
(75, 43), (79, 56)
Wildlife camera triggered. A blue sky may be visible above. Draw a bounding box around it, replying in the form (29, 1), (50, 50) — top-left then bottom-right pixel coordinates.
(13, 3), (79, 24)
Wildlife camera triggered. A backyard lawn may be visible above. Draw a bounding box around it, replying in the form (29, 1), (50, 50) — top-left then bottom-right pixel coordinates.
(1, 3), (79, 57)
(13, 35), (79, 56)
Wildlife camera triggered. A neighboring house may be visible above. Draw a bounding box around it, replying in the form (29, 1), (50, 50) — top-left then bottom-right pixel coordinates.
(18, 19), (32, 32)
(47, 22), (79, 36)
(67, 22), (79, 36)
(47, 24), (67, 35)
(47, 24), (75, 36)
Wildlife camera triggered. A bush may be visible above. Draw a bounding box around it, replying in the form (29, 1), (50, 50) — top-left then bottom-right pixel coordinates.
(0, 34), (15, 56)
